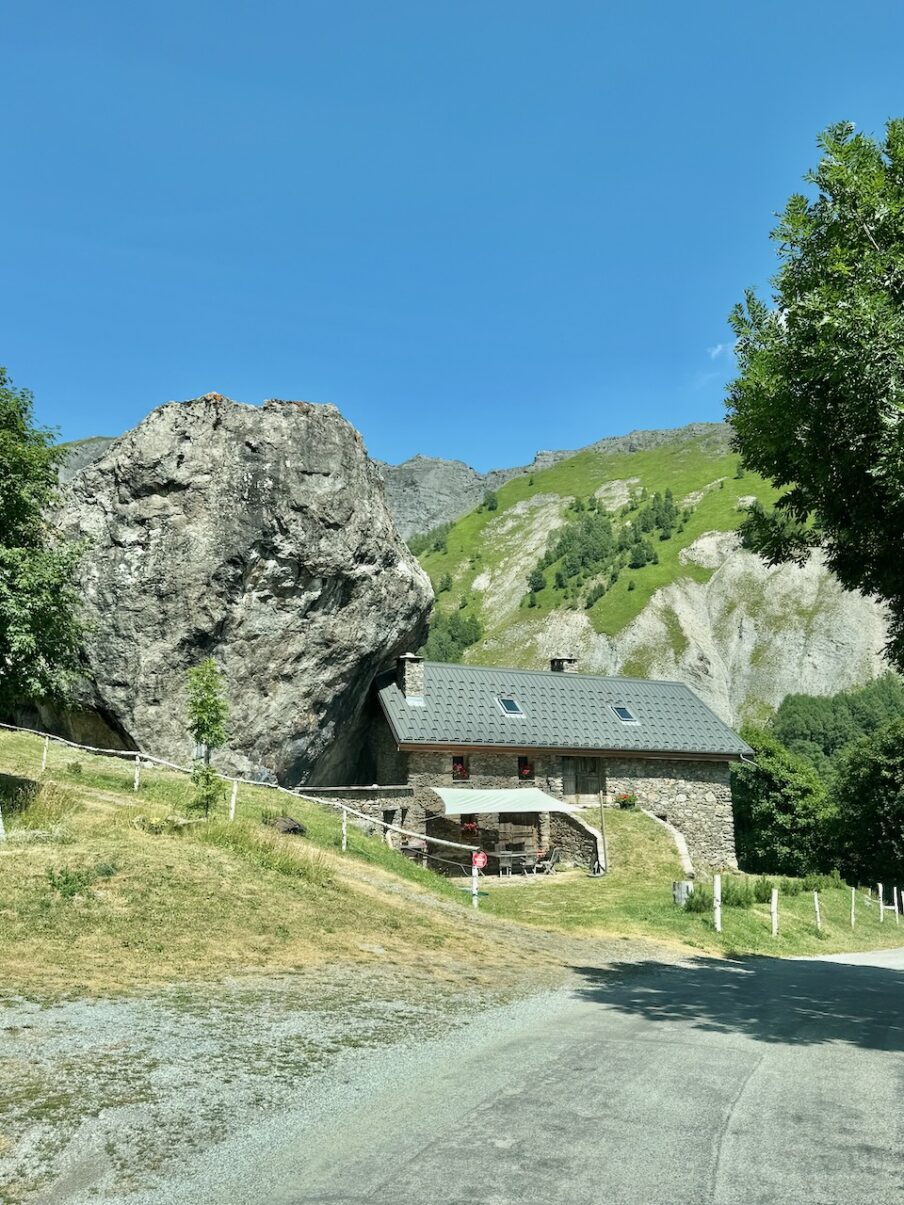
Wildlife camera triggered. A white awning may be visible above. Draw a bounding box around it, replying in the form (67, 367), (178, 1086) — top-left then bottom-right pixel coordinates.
(431, 787), (581, 817)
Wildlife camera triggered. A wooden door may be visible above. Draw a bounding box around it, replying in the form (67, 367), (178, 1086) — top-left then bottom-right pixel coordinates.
(563, 756), (605, 803)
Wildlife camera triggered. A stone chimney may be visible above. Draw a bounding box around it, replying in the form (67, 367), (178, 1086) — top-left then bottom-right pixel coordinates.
(549, 656), (578, 673)
(397, 652), (425, 697)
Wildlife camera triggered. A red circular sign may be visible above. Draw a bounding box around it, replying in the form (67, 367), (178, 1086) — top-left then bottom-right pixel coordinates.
(472, 850), (488, 869)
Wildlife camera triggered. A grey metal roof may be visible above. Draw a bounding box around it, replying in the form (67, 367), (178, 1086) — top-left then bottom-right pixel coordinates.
(376, 662), (752, 758)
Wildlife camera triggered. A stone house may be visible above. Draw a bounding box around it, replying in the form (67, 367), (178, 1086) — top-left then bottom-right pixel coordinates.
(357, 654), (751, 870)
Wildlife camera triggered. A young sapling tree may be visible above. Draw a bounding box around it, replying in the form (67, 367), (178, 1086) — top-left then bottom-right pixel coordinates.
(186, 657), (229, 817)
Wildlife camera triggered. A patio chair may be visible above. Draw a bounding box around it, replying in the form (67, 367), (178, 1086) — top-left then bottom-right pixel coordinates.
(532, 847), (560, 875)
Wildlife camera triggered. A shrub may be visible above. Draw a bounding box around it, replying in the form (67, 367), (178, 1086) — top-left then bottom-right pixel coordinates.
(833, 720), (904, 886)
(615, 791), (637, 810)
(584, 582), (606, 609)
(720, 877), (754, 908)
(753, 875), (774, 903)
(802, 870), (842, 892)
(437, 572), (452, 593)
(45, 860), (117, 899)
(66, 761), (83, 776)
(684, 884), (712, 913)
(4, 780), (78, 835)
(780, 876), (803, 896)
(189, 762), (226, 817)
(731, 725), (833, 875)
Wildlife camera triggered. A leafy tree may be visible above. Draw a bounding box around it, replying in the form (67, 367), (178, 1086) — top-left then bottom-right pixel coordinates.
(186, 658), (228, 816)
(727, 121), (904, 668)
(731, 726), (833, 875)
(483, 490), (498, 511)
(421, 611), (482, 662)
(772, 674), (904, 777)
(527, 567), (546, 593)
(437, 572), (453, 593)
(0, 369), (82, 711)
(187, 658), (228, 760)
(407, 522), (452, 557)
(833, 720), (904, 886)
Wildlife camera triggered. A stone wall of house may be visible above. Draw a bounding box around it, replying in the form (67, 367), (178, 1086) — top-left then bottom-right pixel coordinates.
(406, 748), (565, 819)
(549, 811), (604, 870)
(605, 758), (737, 868)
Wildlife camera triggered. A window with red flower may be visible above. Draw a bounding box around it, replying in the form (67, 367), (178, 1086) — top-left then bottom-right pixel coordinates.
(452, 755), (469, 781)
(517, 756), (535, 781)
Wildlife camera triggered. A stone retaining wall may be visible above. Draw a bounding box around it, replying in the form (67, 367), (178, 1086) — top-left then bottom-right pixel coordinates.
(606, 758), (737, 868)
(549, 811), (604, 870)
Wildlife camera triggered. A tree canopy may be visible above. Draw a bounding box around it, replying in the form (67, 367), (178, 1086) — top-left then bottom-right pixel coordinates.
(731, 725), (834, 876)
(0, 368), (82, 710)
(727, 121), (904, 668)
(772, 674), (904, 777)
(833, 720), (904, 886)
(186, 658), (229, 757)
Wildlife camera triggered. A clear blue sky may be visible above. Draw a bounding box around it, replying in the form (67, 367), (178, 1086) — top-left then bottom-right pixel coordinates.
(3, 1), (903, 470)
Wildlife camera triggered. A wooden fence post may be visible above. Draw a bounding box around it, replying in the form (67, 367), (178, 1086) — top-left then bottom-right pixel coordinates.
(341, 808), (348, 852)
(713, 873), (722, 933)
(229, 780), (238, 821)
(894, 887), (900, 926)
(879, 883), (885, 923)
(0, 800), (5, 842)
(133, 755), (141, 792)
(771, 887), (779, 937)
(471, 863), (480, 910)
(813, 890), (821, 931)
(41, 736), (49, 773)
(851, 886), (856, 929)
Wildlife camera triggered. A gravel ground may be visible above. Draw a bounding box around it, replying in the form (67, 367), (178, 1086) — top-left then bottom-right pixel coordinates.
(1, 934), (678, 1203)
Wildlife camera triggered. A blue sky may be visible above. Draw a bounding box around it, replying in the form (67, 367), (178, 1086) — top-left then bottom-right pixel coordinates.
(3, 1), (903, 470)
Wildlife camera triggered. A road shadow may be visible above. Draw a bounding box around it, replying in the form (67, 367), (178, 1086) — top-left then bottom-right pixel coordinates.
(569, 955), (904, 1052)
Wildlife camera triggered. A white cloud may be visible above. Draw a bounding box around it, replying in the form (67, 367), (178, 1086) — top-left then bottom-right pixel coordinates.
(707, 342), (727, 360)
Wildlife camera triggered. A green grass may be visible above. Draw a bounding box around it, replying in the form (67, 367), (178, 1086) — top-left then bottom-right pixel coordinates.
(2, 731), (899, 995)
(0, 730), (484, 995)
(0, 729), (460, 899)
(480, 809), (904, 957)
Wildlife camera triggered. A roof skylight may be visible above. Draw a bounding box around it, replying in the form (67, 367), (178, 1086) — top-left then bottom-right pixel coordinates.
(497, 695), (524, 716)
(611, 705), (639, 724)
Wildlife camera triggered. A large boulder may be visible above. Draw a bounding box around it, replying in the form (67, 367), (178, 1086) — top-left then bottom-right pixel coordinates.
(53, 394), (433, 784)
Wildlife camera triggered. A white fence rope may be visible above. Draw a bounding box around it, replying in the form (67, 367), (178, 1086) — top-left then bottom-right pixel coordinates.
(0, 720), (477, 853)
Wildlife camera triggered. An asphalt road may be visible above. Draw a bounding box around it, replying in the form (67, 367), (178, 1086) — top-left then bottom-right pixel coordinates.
(252, 949), (904, 1205)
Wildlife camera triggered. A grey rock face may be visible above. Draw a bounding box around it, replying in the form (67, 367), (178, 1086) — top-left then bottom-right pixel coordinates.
(56, 395), (433, 784)
(59, 436), (117, 484)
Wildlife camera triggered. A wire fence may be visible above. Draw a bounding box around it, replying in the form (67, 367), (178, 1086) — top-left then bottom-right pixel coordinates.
(0, 720), (477, 856)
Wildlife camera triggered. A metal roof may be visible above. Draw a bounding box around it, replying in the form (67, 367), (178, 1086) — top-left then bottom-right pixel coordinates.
(376, 661), (752, 758)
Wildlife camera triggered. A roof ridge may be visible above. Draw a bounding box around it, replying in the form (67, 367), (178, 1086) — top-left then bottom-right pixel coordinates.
(421, 660), (690, 688)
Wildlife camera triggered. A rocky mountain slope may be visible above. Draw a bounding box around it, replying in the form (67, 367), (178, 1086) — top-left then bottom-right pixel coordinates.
(51, 394), (432, 783)
(415, 428), (890, 724)
(375, 422), (732, 537)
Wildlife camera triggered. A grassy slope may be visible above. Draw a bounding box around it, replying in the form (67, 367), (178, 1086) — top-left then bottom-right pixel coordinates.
(418, 433), (781, 665)
(484, 809), (904, 959)
(1, 731), (900, 996)
(0, 731), (489, 996)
